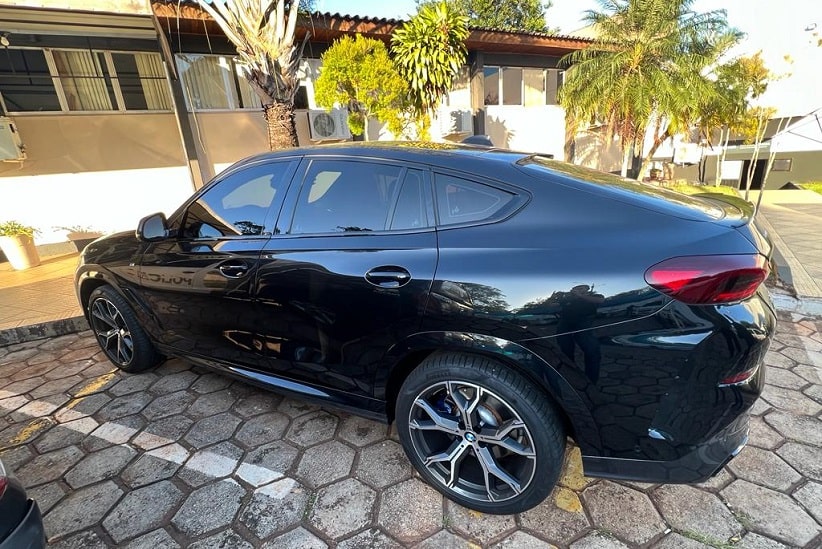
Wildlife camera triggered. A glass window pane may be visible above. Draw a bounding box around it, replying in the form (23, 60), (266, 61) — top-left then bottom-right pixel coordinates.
(183, 162), (291, 238)
(502, 67), (522, 106)
(176, 54), (235, 110)
(0, 49), (61, 111)
(291, 161), (403, 234)
(435, 174), (514, 226)
(546, 69), (560, 105)
(523, 68), (545, 107)
(483, 67), (499, 105)
(112, 52), (172, 111)
(52, 49), (114, 111)
(391, 169), (429, 230)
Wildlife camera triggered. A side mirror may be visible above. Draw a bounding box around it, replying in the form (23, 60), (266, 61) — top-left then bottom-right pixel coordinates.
(136, 212), (169, 242)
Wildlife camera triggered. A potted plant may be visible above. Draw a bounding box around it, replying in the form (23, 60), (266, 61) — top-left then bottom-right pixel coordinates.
(58, 225), (104, 252)
(0, 220), (40, 270)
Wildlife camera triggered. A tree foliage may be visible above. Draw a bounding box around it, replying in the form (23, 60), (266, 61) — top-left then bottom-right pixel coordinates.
(392, 1), (469, 134)
(196, 0), (307, 149)
(314, 35), (412, 139)
(559, 0), (741, 177)
(416, 0), (553, 33)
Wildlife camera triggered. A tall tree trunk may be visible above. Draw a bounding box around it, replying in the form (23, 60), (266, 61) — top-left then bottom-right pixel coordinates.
(639, 135), (667, 181)
(714, 127), (729, 187)
(620, 146), (632, 178)
(264, 103), (298, 150)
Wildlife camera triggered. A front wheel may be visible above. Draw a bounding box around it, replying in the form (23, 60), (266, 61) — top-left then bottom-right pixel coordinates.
(88, 285), (162, 373)
(395, 352), (566, 514)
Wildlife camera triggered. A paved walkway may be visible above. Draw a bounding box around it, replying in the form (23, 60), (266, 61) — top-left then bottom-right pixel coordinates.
(0, 311), (820, 548)
(753, 189), (822, 299)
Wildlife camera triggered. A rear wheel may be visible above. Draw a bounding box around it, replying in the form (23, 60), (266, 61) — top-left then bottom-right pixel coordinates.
(396, 352), (565, 514)
(88, 285), (162, 373)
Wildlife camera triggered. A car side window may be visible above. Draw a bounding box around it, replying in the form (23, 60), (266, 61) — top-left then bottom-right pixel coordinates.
(434, 173), (514, 226)
(290, 160), (404, 234)
(182, 162), (292, 238)
(390, 169), (429, 230)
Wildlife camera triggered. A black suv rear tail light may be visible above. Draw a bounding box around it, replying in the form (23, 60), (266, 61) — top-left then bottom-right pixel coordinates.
(644, 254), (768, 305)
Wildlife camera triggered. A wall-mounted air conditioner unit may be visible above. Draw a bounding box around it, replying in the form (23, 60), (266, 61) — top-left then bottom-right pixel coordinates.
(438, 109), (473, 137)
(0, 117), (25, 161)
(307, 109), (351, 140)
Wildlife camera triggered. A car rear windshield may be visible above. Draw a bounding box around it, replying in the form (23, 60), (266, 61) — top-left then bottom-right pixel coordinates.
(516, 156), (725, 221)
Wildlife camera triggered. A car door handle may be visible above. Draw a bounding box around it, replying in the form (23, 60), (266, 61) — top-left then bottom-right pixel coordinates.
(218, 260), (250, 278)
(365, 266), (412, 288)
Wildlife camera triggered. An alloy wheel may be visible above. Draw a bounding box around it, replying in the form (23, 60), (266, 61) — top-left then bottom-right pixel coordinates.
(407, 380), (537, 503)
(90, 297), (134, 366)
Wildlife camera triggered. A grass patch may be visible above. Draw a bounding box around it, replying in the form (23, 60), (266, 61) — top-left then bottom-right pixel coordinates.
(668, 183), (740, 197)
(801, 182), (822, 195)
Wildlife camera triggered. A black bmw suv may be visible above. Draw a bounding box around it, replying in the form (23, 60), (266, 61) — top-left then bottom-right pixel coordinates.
(75, 143), (775, 513)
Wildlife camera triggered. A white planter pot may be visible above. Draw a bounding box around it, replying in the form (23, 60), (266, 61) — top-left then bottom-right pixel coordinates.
(0, 234), (41, 270)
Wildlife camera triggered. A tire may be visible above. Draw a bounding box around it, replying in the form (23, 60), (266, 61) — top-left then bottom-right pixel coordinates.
(396, 352), (565, 514)
(87, 285), (162, 373)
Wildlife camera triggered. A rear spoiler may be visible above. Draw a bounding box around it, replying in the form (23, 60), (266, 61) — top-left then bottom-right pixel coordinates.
(695, 193), (772, 259)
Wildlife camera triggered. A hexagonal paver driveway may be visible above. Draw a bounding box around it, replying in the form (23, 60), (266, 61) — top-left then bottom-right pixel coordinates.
(1, 310), (821, 548)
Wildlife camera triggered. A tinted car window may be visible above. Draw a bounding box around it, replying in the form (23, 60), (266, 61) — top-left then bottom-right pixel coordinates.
(183, 162), (291, 238)
(291, 160), (403, 234)
(435, 173), (514, 226)
(390, 169), (430, 230)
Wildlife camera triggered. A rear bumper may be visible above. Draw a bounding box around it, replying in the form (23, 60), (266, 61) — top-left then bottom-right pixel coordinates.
(0, 501), (45, 549)
(582, 412), (749, 483)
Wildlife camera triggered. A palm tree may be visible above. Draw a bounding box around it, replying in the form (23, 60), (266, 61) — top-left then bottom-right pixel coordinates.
(196, 0), (308, 150)
(559, 0), (739, 178)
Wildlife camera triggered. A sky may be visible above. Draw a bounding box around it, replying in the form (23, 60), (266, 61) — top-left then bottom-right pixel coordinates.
(318, 0), (822, 115)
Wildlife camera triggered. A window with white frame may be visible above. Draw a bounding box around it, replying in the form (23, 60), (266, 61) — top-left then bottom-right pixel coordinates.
(0, 47), (172, 113)
(483, 66), (562, 107)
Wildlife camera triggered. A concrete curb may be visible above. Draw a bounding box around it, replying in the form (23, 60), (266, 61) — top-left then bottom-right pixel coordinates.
(756, 211), (822, 298)
(0, 316), (88, 347)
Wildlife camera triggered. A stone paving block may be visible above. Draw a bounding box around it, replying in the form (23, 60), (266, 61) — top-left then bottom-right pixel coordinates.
(0, 416), (54, 448)
(0, 444), (33, 471)
(34, 417), (97, 453)
(190, 373), (233, 394)
(765, 367), (810, 390)
(27, 482), (66, 515)
(235, 440), (298, 487)
(738, 533), (790, 548)
(17, 445), (84, 487)
(149, 370), (198, 394)
(65, 444), (137, 488)
(28, 375), (83, 400)
(765, 411), (822, 446)
(10, 396), (66, 421)
(186, 390), (238, 419)
(356, 439), (413, 489)
(277, 397), (320, 418)
(44, 480), (123, 540)
(337, 414), (387, 447)
(232, 393), (279, 418)
(102, 480), (184, 543)
(727, 446), (801, 491)
(234, 411), (290, 447)
(493, 531), (559, 548)
(109, 373), (158, 396)
(653, 484), (740, 542)
(0, 394), (29, 416)
(568, 532), (629, 549)
(286, 410), (338, 446)
(519, 488), (589, 544)
(54, 393), (110, 423)
(184, 412), (241, 448)
(121, 443), (189, 488)
(296, 439), (355, 488)
(122, 529), (180, 549)
(582, 481), (666, 545)
(792, 480), (822, 523)
(262, 527), (327, 549)
(83, 415), (144, 451)
(652, 533), (711, 548)
(3, 376), (48, 396)
(239, 478), (308, 539)
(132, 414), (194, 450)
(141, 390), (196, 421)
(446, 501), (517, 545)
(414, 529), (470, 548)
(761, 385), (822, 415)
(44, 359), (95, 380)
(747, 416), (784, 450)
(310, 478), (376, 539)
(172, 479), (246, 537)
(793, 364), (821, 385)
(49, 530), (108, 549)
(179, 441), (242, 487)
(722, 479), (822, 546)
(338, 529), (403, 549)
(188, 529), (253, 549)
(379, 478), (443, 544)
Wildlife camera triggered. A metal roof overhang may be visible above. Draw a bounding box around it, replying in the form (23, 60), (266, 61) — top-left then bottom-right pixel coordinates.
(0, 5), (156, 39)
